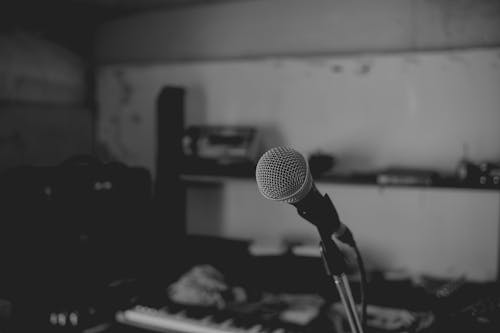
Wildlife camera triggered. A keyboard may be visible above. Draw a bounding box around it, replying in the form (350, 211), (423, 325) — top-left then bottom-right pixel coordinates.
(116, 303), (306, 333)
(117, 305), (244, 333)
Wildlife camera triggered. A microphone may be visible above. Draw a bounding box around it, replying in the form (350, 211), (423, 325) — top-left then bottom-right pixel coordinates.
(255, 146), (356, 247)
(256, 147), (367, 333)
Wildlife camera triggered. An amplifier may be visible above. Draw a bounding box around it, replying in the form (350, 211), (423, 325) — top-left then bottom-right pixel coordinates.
(0, 155), (154, 303)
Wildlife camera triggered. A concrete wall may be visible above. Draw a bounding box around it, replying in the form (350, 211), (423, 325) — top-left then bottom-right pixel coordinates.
(97, 49), (500, 174)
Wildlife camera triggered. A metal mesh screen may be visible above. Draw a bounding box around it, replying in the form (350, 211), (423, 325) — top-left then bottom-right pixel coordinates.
(255, 146), (312, 203)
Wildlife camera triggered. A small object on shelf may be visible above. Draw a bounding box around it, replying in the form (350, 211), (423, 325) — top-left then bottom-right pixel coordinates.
(376, 167), (439, 186)
(308, 152), (336, 178)
(182, 125), (260, 176)
(456, 159), (500, 187)
(478, 162), (500, 186)
(456, 159), (481, 183)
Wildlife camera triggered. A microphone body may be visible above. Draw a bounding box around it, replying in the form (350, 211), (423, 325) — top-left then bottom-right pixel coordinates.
(255, 146), (356, 247)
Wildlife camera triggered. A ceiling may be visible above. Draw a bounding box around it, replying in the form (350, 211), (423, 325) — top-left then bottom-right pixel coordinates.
(70, 0), (252, 11)
(0, 0), (252, 58)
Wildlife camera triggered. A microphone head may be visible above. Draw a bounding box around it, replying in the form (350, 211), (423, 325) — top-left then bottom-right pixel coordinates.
(255, 146), (313, 204)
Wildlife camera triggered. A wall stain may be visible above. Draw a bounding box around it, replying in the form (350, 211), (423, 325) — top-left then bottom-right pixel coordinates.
(115, 69), (133, 105)
(330, 64), (343, 73)
(359, 63), (371, 75)
(107, 69), (135, 160)
(354, 58), (374, 75)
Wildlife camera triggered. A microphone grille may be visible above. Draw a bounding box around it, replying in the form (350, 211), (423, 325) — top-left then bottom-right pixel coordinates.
(255, 146), (313, 203)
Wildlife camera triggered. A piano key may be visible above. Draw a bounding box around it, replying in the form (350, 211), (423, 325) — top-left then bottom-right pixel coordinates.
(184, 307), (213, 320)
(247, 324), (264, 333)
(173, 310), (187, 318)
(117, 304), (310, 333)
(231, 316), (259, 329)
(117, 306), (245, 333)
(209, 311), (233, 323)
(197, 315), (214, 325)
(218, 318), (236, 329)
(272, 327), (286, 333)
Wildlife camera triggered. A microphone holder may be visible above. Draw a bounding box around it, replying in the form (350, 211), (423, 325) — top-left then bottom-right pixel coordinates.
(296, 193), (364, 333)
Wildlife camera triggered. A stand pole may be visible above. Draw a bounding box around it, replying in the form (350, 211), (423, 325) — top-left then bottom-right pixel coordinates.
(320, 241), (364, 333)
(333, 273), (364, 333)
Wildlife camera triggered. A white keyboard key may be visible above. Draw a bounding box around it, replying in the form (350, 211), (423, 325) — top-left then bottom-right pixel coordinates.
(117, 306), (243, 333)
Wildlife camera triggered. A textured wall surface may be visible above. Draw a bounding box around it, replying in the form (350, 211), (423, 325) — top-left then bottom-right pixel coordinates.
(96, 48), (500, 173)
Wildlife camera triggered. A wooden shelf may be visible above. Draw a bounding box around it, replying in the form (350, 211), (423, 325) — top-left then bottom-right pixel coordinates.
(181, 172), (500, 191)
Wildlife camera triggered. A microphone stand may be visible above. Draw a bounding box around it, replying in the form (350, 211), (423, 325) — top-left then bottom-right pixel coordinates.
(295, 190), (364, 333)
(318, 230), (364, 333)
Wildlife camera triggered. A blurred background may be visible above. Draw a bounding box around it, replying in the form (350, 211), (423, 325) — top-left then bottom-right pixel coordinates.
(1, 0), (500, 332)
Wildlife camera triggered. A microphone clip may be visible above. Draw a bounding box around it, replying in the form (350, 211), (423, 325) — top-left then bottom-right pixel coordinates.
(293, 187), (356, 247)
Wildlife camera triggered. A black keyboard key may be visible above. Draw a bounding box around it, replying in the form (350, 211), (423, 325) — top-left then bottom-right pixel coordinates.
(184, 307), (213, 319)
(208, 310), (232, 324)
